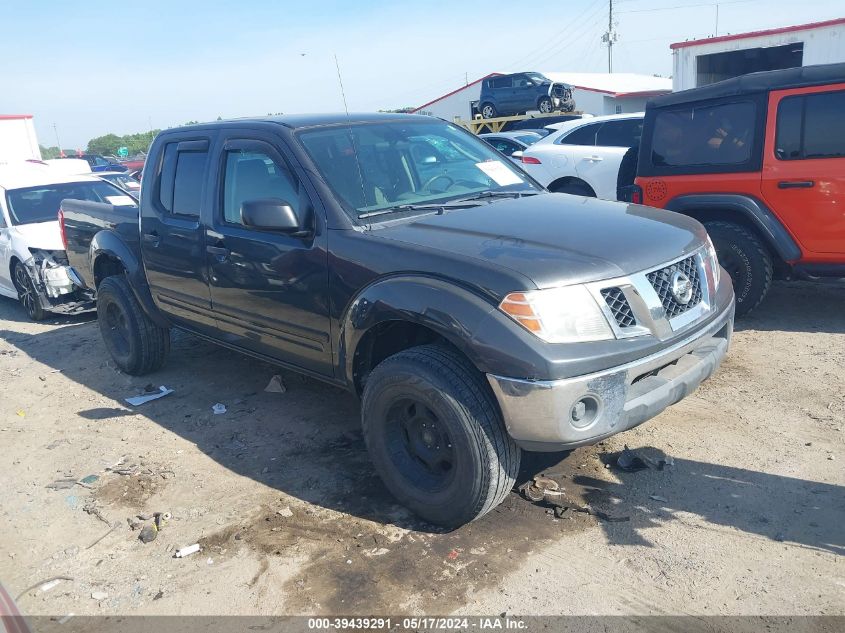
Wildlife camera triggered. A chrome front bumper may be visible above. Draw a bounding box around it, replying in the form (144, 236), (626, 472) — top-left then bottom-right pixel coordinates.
(487, 298), (735, 451)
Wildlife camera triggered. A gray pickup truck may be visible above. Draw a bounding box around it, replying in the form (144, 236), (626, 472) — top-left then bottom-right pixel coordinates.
(61, 113), (735, 526)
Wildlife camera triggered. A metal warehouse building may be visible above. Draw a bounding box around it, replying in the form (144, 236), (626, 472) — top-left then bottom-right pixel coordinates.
(672, 17), (845, 91)
(412, 72), (671, 122)
(0, 114), (41, 164)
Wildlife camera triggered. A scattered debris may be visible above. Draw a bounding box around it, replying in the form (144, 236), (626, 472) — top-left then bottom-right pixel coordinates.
(276, 507), (293, 518)
(39, 579), (64, 592)
(86, 523), (120, 550)
(139, 524), (158, 543)
(264, 375), (287, 394)
(364, 547), (390, 557)
(616, 446), (650, 472)
(447, 549), (459, 560)
(207, 557), (214, 565)
(83, 501), (111, 526)
(80, 474), (99, 485)
(571, 504), (630, 523)
(91, 591), (108, 601)
(45, 439), (70, 450)
(125, 386), (173, 406)
(522, 476), (566, 505)
(212, 403), (227, 415)
(175, 544), (201, 558)
(649, 494), (669, 502)
(46, 478), (77, 490)
(16, 410), (25, 418)
(153, 591), (164, 601)
(14, 576), (74, 602)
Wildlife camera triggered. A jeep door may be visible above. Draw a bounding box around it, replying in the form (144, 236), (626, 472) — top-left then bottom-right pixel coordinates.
(204, 130), (332, 375)
(761, 85), (845, 257)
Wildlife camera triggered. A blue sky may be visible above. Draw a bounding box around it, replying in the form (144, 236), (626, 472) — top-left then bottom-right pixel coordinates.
(3, 0), (842, 148)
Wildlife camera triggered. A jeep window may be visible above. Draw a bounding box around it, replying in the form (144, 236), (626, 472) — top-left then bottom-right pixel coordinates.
(595, 119), (643, 148)
(298, 120), (536, 217)
(558, 123), (600, 146)
(651, 102), (755, 167)
(5, 180), (132, 225)
(776, 90), (845, 160)
(223, 150), (300, 225)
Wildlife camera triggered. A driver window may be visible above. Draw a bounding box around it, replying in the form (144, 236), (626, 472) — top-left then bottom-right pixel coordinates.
(222, 149), (300, 225)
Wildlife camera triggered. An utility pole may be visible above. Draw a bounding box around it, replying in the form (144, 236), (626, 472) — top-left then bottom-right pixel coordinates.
(52, 123), (62, 156)
(715, 3), (720, 36)
(602, 0), (618, 73)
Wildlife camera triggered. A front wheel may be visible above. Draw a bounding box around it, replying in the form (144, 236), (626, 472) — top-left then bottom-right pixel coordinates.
(13, 263), (46, 321)
(538, 97), (553, 114)
(97, 276), (170, 375)
(704, 221), (773, 317)
(361, 344), (520, 528)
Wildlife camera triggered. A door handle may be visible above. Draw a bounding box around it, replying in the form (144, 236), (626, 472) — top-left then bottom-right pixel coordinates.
(777, 180), (814, 189)
(206, 245), (230, 261)
(142, 232), (160, 246)
(586, 155), (603, 162)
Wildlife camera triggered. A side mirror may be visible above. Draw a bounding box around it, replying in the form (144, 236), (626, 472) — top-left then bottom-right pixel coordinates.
(511, 151), (524, 160)
(241, 198), (303, 233)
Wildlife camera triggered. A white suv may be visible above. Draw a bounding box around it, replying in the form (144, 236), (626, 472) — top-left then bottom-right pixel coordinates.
(516, 112), (643, 200)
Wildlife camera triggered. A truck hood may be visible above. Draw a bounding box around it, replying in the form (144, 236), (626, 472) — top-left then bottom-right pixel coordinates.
(373, 193), (706, 289)
(13, 221), (64, 252)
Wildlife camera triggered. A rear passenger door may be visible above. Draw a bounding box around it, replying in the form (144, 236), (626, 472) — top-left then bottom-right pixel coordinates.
(141, 134), (217, 331)
(205, 131), (332, 375)
(761, 85), (845, 256)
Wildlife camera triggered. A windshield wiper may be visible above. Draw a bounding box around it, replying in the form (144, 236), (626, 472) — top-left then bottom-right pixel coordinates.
(456, 190), (541, 202)
(357, 200), (482, 219)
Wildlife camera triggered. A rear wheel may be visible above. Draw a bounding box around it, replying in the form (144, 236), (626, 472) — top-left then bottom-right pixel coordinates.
(361, 344), (520, 528)
(480, 103), (497, 119)
(13, 263), (46, 321)
(538, 97), (553, 114)
(704, 221), (773, 317)
(97, 276), (170, 375)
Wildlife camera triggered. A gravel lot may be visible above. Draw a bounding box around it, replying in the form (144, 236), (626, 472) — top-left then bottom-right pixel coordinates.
(0, 280), (842, 617)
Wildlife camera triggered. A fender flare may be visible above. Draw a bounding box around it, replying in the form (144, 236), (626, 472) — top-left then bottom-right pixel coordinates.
(665, 194), (801, 262)
(337, 275), (552, 389)
(88, 231), (170, 328)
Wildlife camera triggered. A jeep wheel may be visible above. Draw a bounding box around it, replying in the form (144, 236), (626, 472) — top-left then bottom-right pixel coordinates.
(704, 221), (773, 317)
(480, 103), (497, 119)
(97, 276), (170, 375)
(538, 97), (553, 114)
(13, 262), (46, 321)
(361, 344), (520, 528)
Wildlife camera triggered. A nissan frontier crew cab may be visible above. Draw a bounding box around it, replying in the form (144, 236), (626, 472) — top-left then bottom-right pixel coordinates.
(61, 113), (735, 527)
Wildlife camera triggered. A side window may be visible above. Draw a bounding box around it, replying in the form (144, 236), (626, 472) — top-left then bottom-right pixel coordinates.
(777, 90), (845, 160)
(596, 119), (643, 148)
(492, 77), (513, 89)
(651, 101), (755, 167)
(158, 143), (208, 217)
(488, 139), (520, 156)
(222, 149), (300, 225)
(558, 123), (599, 146)
(513, 75), (531, 89)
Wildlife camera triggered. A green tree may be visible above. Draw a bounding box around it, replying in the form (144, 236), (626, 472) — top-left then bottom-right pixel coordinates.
(39, 145), (61, 159)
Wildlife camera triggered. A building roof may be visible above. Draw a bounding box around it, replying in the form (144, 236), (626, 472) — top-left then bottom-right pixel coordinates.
(412, 73), (503, 112)
(649, 62), (845, 108)
(670, 17), (845, 50)
(543, 72), (672, 97)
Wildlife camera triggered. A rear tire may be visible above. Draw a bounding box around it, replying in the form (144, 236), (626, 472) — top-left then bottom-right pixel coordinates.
(480, 103), (497, 119)
(97, 276), (170, 375)
(361, 344), (520, 528)
(13, 262), (46, 321)
(704, 221), (773, 317)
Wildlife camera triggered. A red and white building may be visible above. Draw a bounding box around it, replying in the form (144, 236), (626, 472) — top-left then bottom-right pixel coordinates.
(0, 115), (41, 164)
(671, 17), (845, 91)
(412, 72), (671, 122)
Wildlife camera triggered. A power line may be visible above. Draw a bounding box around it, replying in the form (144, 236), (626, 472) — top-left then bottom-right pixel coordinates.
(618, 0), (758, 14)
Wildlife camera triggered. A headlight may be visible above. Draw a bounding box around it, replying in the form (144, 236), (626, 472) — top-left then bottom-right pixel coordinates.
(705, 236), (720, 286)
(499, 285), (614, 343)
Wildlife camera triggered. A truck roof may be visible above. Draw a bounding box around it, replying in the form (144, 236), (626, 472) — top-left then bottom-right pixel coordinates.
(649, 62), (845, 109)
(169, 112), (435, 133)
(0, 163), (100, 190)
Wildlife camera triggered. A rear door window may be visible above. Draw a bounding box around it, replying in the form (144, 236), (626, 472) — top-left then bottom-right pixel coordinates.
(558, 123), (600, 146)
(158, 142), (209, 217)
(776, 90), (845, 160)
(492, 77), (513, 89)
(596, 119), (643, 147)
(651, 101), (755, 167)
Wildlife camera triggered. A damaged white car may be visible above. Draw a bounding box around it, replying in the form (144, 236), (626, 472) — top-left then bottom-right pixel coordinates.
(0, 165), (136, 320)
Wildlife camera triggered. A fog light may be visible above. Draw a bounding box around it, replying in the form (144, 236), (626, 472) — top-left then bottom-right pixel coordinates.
(570, 396), (600, 429)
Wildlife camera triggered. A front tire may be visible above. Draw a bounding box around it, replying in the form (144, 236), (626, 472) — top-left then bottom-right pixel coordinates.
(538, 97), (553, 114)
(97, 276), (170, 375)
(480, 103), (497, 119)
(13, 262), (46, 321)
(704, 221), (773, 317)
(361, 344), (520, 528)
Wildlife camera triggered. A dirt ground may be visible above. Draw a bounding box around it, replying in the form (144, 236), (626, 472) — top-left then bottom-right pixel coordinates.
(0, 280), (842, 618)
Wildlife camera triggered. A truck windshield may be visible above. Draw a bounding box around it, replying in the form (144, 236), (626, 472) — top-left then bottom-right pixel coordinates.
(5, 181), (135, 225)
(298, 120), (539, 218)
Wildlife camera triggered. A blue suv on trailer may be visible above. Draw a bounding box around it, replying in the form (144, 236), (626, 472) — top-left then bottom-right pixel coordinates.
(479, 72), (574, 119)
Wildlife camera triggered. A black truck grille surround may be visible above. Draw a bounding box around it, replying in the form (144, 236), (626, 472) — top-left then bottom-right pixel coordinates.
(600, 287), (637, 328)
(646, 256), (703, 319)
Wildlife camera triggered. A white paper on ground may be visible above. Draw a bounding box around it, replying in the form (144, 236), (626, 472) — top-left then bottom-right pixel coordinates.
(125, 386), (174, 406)
(475, 160), (523, 186)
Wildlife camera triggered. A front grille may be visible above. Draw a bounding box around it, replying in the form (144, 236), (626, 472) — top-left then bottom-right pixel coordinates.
(647, 256), (703, 319)
(601, 287), (637, 328)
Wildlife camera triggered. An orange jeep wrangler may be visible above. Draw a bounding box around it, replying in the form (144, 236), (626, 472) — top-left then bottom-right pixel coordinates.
(628, 63), (845, 316)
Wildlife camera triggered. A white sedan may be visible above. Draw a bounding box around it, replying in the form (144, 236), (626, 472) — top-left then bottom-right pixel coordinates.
(0, 163), (136, 320)
(516, 112), (643, 200)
